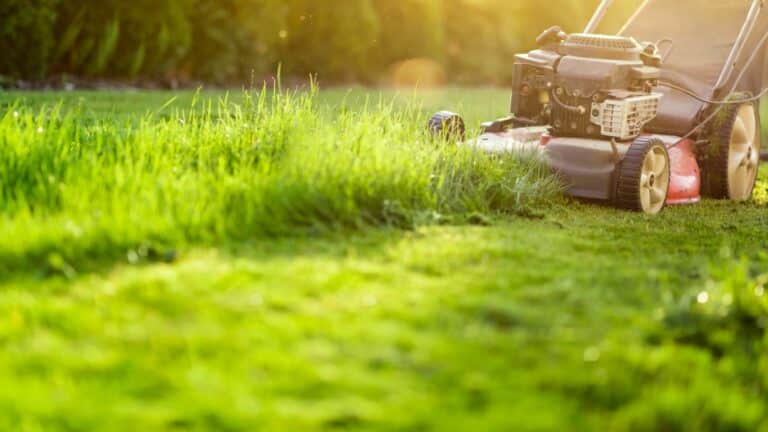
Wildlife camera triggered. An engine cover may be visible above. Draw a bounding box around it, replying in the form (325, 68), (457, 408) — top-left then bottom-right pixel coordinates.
(511, 32), (663, 141)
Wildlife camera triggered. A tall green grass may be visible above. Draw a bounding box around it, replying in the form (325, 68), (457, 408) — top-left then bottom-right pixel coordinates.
(0, 88), (560, 276)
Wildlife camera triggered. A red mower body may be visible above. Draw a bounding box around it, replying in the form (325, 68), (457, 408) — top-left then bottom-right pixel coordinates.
(655, 136), (701, 205)
(538, 132), (701, 206)
(479, 129), (704, 207)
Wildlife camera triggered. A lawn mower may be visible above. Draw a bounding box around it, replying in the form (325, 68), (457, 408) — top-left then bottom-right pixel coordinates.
(430, 0), (768, 214)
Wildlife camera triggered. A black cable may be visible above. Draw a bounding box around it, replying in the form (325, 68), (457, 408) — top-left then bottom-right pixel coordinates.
(659, 81), (768, 105)
(668, 28), (768, 146)
(655, 39), (675, 62)
(550, 90), (586, 114)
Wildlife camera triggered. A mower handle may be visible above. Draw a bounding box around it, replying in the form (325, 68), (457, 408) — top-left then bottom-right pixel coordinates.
(584, 0), (615, 34)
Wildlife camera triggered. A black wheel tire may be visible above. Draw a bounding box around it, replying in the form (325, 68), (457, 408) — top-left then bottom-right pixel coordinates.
(701, 101), (761, 200)
(428, 111), (465, 141)
(615, 136), (671, 215)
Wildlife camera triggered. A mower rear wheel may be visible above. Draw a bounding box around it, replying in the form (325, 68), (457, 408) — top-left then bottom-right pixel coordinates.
(428, 111), (465, 141)
(615, 137), (670, 215)
(703, 102), (761, 200)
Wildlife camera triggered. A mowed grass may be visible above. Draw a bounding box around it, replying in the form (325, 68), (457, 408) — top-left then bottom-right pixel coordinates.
(0, 88), (768, 431)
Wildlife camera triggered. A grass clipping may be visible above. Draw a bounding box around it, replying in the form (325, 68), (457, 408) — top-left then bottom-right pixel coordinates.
(0, 88), (560, 273)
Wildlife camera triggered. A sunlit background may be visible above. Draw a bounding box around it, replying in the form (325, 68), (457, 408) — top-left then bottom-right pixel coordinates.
(1, 0), (645, 88)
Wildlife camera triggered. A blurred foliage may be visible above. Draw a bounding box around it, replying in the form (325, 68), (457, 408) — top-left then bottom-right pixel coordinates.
(373, 0), (444, 70)
(1, 0), (643, 84)
(279, 0), (381, 83)
(52, 0), (191, 78)
(183, 0), (289, 83)
(0, 0), (59, 80)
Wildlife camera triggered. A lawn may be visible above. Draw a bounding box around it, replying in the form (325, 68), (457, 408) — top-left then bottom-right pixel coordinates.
(1, 88), (768, 431)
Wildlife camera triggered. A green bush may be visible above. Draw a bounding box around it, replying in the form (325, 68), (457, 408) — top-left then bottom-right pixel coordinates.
(0, 0), (59, 80)
(52, 0), (191, 78)
(441, 0), (524, 85)
(0, 0), (650, 84)
(278, 0), (381, 82)
(183, 0), (289, 83)
(372, 0), (444, 66)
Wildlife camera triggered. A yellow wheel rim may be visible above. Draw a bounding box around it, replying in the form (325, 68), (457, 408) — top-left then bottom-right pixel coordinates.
(727, 105), (760, 201)
(639, 145), (670, 215)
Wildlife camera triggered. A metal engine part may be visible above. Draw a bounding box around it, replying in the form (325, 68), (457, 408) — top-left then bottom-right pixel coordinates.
(511, 31), (663, 141)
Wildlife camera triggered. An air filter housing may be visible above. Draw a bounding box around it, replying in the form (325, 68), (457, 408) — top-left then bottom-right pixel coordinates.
(590, 93), (662, 140)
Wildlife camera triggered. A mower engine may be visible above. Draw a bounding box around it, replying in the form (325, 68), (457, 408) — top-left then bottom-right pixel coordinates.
(511, 28), (663, 141)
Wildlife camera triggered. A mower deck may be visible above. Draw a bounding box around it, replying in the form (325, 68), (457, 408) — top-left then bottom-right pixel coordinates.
(469, 130), (702, 206)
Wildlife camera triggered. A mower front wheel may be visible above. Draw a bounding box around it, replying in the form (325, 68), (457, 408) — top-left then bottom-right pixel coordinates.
(428, 111), (465, 141)
(615, 137), (671, 215)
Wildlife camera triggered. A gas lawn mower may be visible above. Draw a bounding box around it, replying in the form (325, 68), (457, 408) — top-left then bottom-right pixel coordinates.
(430, 0), (768, 214)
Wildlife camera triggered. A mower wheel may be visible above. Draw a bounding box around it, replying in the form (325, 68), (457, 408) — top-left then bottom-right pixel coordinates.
(703, 102), (761, 200)
(428, 111), (465, 141)
(615, 137), (670, 215)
